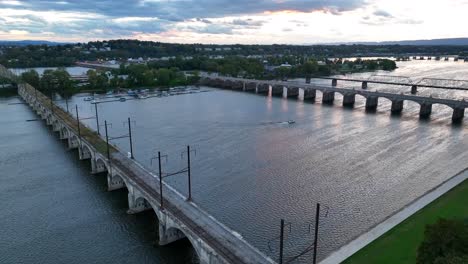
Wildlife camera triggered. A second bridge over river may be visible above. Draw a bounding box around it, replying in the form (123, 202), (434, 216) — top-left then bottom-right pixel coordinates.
(200, 76), (468, 123)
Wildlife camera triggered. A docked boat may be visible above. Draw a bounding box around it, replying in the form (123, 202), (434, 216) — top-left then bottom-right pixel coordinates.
(119, 97), (126, 102)
(84, 97), (93, 101)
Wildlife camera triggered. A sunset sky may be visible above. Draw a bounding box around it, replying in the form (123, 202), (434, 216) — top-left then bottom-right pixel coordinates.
(0, 0), (467, 44)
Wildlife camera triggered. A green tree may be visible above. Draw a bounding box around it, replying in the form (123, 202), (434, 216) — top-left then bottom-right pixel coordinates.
(302, 60), (319, 83)
(21, 70), (40, 88)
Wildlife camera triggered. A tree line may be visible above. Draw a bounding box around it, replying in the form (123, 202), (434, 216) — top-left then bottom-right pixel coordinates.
(1, 39), (467, 68)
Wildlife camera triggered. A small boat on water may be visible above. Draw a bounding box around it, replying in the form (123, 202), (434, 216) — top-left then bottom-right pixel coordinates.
(288, 120), (295, 124)
(106, 90), (114, 96)
(119, 97), (126, 102)
(137, 93), (149, 99)
(127, 89), (136, 96)
(84, 97), (93, 101)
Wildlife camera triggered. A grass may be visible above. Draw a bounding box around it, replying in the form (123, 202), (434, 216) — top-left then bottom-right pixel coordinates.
(343, 178), (468, 264)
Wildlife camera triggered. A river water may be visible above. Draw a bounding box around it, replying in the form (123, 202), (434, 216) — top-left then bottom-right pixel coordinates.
(2, 59), (468, 263)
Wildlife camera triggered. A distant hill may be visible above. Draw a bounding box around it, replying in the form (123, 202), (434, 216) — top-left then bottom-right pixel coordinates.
(0, 40), (70, 46)
(348, 38), (468, 46)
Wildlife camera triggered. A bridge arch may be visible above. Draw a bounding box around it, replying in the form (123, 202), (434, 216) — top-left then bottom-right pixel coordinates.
(163, 226), (201, 263)
(52, 118), (61, 131)
(80, 144), (93, 161)
(60, 126), (69, 139)
(107, 173), (128, 191)
(376, 96), (394, 109)
(94, 157), (109, 174)
(432, 103), (460, 121)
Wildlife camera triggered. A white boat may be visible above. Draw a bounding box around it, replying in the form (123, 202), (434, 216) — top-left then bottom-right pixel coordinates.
(84, 97), (93, 101)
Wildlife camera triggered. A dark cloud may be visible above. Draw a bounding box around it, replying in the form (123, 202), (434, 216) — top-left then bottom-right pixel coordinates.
(230, 18), (265, 28)
(11, 0), (366, 20)
(361, 10), (424, 26)
(0, 0), (367, 38)
(373, 10), (393, 18)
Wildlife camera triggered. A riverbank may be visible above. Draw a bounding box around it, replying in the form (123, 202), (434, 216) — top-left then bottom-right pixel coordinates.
(329, 172), (468, 264)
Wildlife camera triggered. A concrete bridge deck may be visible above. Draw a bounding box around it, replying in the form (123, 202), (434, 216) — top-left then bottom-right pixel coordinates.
(201, 76), (468, 122)
(15, 80), (275, 264)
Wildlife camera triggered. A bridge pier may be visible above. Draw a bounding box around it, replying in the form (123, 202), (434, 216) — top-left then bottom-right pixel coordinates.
(419, 103), (433, 118)
(78, 145), (92, 160)
(365, 96), (379, 111)
(284, 87), (299, 99)
(411, 85), (418, 94)
(322, 91), (335, 104)
(343, 93), (356, 107)
(332, 79), (338, 86)
(391, 100), (404, 114)
(306, 76), (311, 84)
(303, 89), (316, 101)
(452, 108), (465, 123)
(362, 81), (368, 89)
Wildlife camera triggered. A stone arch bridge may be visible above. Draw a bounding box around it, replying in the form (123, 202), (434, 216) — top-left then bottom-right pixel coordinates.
(17, 83), (274, 264)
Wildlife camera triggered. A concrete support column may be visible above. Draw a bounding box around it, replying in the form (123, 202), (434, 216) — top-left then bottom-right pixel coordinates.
(303, 89), (316, 101)
(343, 93), (356, 106)
(419, 103), (433, 118)
(391, 100), (404, 114)
(306, 76), (311, 84)
(411, 85), (418, 94)
(322, 91), (335, 104)
(242, 82), (246, 91)
(332, 79), (338, 86)
(452, 108), (465, 122)
(365, 96), (379, 110)
(362, 81), (368, 89)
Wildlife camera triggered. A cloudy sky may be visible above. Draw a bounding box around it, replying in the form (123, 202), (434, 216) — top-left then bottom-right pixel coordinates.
(0, 0), (467, 44)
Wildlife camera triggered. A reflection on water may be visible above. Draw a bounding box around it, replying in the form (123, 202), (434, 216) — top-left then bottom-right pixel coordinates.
(3, 60), (468, 263)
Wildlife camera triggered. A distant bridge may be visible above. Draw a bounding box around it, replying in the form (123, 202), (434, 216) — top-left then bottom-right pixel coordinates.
(200, 76), (468, 122)
(2, 64), (275, 264)
(316, 75), (468, 92)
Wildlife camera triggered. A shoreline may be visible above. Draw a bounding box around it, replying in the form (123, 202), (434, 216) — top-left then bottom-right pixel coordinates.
(320, 169), (468, 264)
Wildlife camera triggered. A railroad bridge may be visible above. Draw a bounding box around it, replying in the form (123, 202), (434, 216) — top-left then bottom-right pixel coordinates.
(15, 82), (274, 264)
(200, 76), (468, 122)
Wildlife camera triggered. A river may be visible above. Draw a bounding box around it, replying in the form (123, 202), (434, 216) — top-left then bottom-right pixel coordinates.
(2, 59), (468, 263)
